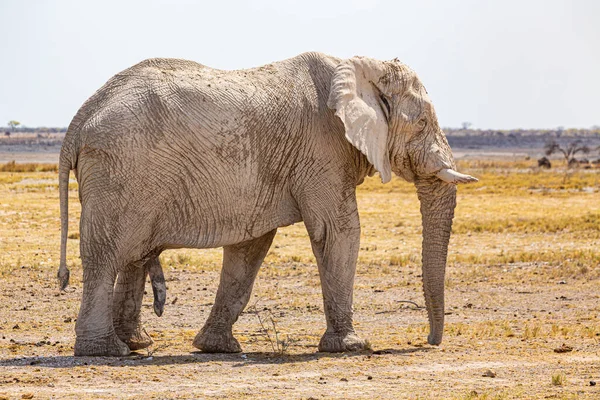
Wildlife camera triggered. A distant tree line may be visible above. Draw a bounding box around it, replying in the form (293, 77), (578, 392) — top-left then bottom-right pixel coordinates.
(3, 126), (68, 134)
(4, 121), (600, 138)
(444, 127), (600, 138)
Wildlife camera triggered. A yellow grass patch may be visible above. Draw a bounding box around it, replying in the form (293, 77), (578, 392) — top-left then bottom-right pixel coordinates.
(1, 161), (599, 398)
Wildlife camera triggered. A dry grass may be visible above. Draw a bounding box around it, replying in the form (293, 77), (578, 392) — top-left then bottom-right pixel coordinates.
(0, 160), (58, 172)
(0, 160), (599, 399)
(552, 373), (567, 386)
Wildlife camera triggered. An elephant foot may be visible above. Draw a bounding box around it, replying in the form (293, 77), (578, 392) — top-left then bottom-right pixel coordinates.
(116, 325), (154, 351)
(74, 332), (131, 357)
(318, 331), (368, 353)
(427, 332), (443, 346)
(193, 328), (242, 353)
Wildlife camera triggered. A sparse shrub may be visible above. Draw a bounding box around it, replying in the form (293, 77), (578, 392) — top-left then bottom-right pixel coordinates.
(537, 157), (551, 169)
(247, 302), (295, 355)
(145, 344), (169, 357)
(551, 373), (566, 386)
(176, 253), (192, 265)
(522, 323), (542, 339)
(501, 321), (515, 337)
(544, 140), (590, 168)
(389, 254), (416, 266)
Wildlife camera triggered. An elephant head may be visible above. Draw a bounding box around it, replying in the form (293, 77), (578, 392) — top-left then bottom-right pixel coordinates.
(328, 57), (477, 345)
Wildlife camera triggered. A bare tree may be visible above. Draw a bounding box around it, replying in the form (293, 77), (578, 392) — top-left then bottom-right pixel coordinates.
(544, 140), (590, 167)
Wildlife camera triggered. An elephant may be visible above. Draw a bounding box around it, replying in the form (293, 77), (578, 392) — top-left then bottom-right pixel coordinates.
(57, 52), (477, 357)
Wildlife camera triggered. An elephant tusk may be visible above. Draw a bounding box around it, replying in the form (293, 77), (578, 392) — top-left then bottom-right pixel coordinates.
(436, 168), (479, 184)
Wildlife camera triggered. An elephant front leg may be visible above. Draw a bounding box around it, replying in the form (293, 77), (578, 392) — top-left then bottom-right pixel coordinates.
(193, 229), (277, 353)
(112, 260), (154, 351)
(304, 206), (367, 352)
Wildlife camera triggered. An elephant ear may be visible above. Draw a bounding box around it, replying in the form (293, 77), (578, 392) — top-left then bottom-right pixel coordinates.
(327, 57), (391, 183)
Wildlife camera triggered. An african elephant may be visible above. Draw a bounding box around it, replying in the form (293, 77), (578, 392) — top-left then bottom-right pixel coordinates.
(57, 52), (477, 357)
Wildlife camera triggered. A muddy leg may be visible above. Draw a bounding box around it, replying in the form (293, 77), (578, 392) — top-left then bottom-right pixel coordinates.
(112, 261), (153, 351)
(193, 229), (277, 353)
(74, 252), (130, 356)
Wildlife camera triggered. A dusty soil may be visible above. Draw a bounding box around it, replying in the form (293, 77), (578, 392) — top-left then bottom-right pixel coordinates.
(1, 261), (599, 399)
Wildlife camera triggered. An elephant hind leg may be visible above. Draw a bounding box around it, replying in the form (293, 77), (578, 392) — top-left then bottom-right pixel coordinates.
(194, 229), (277, 353)
(74, 253), (130, 357)
(112, 259), (156, 351)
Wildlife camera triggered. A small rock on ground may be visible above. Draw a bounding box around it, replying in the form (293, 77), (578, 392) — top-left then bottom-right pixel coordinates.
(554, 344), (573, 353)
(482, 369), (496, 378)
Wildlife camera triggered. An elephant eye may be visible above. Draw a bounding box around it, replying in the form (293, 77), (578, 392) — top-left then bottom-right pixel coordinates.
(416, 118), (427, 130)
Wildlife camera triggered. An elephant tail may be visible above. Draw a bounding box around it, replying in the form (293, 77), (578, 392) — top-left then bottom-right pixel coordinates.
(57, 130), (79, 290)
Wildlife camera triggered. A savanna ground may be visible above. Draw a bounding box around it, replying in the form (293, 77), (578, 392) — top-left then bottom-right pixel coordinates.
(0, 158), (599, 399)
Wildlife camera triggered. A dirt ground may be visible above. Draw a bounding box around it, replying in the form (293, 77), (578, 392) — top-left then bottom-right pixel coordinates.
(0, 160), (599, 399)
(1, 265), (600, 399)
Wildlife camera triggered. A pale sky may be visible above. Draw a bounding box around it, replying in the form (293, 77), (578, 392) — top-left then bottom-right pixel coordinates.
(1, 0), (598, 129)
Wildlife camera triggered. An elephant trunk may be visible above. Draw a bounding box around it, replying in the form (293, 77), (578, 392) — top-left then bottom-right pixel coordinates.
(415, 177), (456, 345)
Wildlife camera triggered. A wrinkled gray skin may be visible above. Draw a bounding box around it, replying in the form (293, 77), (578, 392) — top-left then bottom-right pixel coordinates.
(58, 52), (476, 356)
